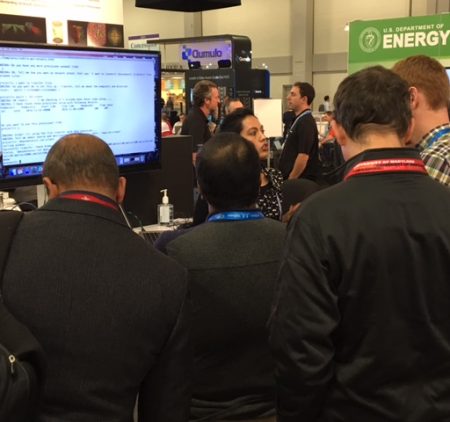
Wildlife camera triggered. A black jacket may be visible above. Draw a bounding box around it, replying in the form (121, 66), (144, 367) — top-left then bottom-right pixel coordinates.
(3, 192), (192, 422)
(270, 148), (450, 422)
(181, 106), (212, 152)
(168, 217), (286, 421)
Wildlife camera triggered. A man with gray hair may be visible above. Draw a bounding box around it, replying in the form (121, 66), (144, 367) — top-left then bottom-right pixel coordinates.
(2, 133), (192, 422)
(182, 79), (220, 161)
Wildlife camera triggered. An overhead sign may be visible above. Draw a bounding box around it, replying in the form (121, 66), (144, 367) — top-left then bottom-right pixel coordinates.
(128, 33), (160, 50)
(349, 14), (450, 73)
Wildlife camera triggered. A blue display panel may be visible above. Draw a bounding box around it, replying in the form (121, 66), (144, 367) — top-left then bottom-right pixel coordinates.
(0, 43), (161, 188)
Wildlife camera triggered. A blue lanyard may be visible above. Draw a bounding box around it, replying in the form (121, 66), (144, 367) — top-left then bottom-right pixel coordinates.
(285, 110), (312, 141)
(291, 110), (312, 128)
(207, 211), (265, 222)
(426, 127), (450, 148)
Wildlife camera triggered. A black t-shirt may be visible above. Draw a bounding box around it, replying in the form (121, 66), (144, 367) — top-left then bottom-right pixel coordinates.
(278, 110), (320, 180)
(181, 106), (212, 152)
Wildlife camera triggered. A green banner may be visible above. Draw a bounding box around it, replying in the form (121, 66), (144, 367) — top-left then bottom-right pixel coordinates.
(349, 14), (450, 73)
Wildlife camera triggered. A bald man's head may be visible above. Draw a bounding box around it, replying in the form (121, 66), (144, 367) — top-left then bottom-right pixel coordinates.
(43, 133), (120, 198)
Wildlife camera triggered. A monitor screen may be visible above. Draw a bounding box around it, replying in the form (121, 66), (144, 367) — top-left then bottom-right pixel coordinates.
(0, 42), (161, 188)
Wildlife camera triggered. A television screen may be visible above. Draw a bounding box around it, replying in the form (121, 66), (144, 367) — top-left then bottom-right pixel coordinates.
(0, 42), (161, 188)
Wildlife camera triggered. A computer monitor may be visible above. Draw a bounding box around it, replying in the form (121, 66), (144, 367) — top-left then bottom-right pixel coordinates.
(0, 42), (161, 188)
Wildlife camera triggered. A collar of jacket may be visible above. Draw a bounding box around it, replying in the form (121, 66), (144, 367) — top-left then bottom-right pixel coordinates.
(193, 105), (209, 123)
(40, 190), (126, 226)
(343, 147), (421, 179)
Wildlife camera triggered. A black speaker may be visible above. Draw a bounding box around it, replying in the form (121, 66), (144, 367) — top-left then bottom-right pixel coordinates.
(218, 59), (231, 68)
(136, 0), (241, 12)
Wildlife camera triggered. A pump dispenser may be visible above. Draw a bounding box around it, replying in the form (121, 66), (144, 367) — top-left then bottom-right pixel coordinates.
(158, 189), (173, 225)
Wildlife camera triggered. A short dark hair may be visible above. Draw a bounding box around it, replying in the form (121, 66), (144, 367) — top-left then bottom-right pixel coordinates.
(324, 95), (330, 101)
(333, 66), (411, 143)
(219, 107), (255, 134)
(192, 80), (218, 107)
(196, 132), (260, 210)
(43, 133), (119, 194)
(222, 96), (242, 115)
(293, 82), (315, 105)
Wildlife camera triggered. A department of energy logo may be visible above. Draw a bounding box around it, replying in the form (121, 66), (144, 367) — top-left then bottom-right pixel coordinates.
(359, 27), (382, 53)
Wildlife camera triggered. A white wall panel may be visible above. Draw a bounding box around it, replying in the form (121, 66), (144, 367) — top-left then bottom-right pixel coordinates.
(122, 0), (185, 42)
(202, 0), (291, 58)
(270, 74), (292, 100)
(312, 72), (347, 112)
(313, 0), (411, 55)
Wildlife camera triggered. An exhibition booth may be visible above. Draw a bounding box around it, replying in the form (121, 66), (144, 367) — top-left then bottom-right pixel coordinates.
(1, 1), (450, 225)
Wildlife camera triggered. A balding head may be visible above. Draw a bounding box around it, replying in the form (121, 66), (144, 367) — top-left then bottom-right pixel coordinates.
(196, 132), (260, 211)
(43, 133), (125, 201)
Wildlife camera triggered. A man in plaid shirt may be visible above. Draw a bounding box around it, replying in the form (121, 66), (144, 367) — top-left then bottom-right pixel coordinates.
(393, 55), (450, 187)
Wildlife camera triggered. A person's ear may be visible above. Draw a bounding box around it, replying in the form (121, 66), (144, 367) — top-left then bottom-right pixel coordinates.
(332, 120), (348, 147)
(42, 176), (60, 199)
(409, 86), (419, 110)
(116, 176), (126, 204)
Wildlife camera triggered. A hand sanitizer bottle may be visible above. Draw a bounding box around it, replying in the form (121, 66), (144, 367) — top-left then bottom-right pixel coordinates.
(158, 189), (173, 226)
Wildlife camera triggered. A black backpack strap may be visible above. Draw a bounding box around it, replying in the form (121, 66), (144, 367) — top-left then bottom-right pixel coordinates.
(0, 210), (24, 290)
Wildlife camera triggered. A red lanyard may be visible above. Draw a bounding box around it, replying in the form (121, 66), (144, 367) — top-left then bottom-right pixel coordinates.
(344, 158), (427, 181)
(60, 193), (118, 211)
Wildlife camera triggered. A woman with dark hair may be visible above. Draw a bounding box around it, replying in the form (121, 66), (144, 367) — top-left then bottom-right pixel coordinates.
(220, 108), (283, 220)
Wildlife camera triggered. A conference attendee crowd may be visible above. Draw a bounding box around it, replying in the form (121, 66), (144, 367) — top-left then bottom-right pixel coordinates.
(1, 54), (450, 422)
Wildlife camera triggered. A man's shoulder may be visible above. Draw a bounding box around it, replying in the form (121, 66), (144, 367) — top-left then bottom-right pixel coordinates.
(175, 217), (284, 238)
(421, 138), (450, 186)
(291, 112), (317, 135)
(302, 113), (319, 130)
(174, 218), (285, 261)
(185, 106), (204, 122)
(300, 171), (450, 219)
(167, 219), (285, 260)
(421, 136), (450, 163)
(22, 207), (186, 281)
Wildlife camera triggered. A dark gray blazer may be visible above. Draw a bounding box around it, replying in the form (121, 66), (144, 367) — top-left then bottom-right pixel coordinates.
(2, 193), (192, 422)
(167, 217), (285, 421)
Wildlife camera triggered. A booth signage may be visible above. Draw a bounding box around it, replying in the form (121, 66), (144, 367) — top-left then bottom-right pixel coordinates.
(349, 14), (450, 73)
(180, 40), (232, 67)
(128, 33), (160, 50)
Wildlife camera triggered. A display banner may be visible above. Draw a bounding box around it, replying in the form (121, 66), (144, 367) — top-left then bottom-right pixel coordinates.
(180, 40), (232, 68)
(0, 0), (123, 46)
(128, 33), (160, 50)
(349, 14), (450, 73)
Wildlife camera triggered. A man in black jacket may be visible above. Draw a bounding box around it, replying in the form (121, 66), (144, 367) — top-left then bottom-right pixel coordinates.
(168, 133), (285, 421)
(2, 134), (192, 422)
(270, 66), (450, 422)
(181, 79), (220, 162)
